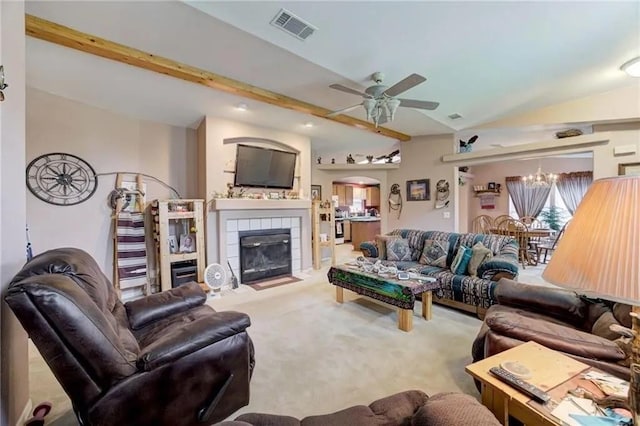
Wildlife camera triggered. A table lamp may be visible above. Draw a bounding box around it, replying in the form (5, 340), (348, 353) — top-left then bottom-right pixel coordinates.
(543, 175), (639, 423)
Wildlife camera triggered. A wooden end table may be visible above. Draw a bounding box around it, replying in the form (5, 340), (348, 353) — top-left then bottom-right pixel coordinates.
(327, 264), (440, 332)
(466, 341), (597, 425)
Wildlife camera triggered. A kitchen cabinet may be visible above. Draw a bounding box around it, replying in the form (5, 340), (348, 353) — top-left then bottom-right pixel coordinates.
(332, 184), (354, 207)
(365, 186), (380, 207)
(345, 185), (354, 206)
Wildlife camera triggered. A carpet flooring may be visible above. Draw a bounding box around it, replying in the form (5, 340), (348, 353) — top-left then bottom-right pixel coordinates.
(27, 245), (551, 424)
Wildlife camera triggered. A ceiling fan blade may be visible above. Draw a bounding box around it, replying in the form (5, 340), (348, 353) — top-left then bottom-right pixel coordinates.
(383, 73), (426, 97)
(377, 115), (388, 125)
(399, 98), (440, 110)
(326, 103), (363, 117)
(329, 84), (369, 97)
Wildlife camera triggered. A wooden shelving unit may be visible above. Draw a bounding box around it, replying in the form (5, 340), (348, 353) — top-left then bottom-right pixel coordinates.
(312, 200), (336, 269)
(152, 199), (206, 292)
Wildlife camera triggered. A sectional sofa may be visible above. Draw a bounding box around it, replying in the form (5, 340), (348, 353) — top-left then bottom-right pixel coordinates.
(360, 229), (520, 317)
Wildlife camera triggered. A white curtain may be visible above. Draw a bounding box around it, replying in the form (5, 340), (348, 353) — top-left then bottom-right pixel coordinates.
(556, 171), (593, 214)
(506, 176), (552, 218)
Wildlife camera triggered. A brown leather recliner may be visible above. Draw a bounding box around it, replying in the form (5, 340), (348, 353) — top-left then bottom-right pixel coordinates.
(5, 248), (255, 426)
(215, 391), (501, 426)
(472, 278), (631, 381)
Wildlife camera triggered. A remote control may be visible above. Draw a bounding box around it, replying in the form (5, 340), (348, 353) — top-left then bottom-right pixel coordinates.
(489, 367), (551, 403)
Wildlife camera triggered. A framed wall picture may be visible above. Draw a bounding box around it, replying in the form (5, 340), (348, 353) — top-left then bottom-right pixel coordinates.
(618, 162), (640, 176)
(311, 184), (322, 201)
(406, 179), (430, 201)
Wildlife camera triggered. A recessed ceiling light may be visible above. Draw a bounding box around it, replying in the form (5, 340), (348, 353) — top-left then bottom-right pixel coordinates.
(621, 57), (640, 77)
(235, 103), (248, 111)
(358, 181), (364, 185)
(304, 122), (314, 128)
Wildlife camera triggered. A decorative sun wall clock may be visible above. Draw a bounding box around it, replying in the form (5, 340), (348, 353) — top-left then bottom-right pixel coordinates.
(26, 153), (98, 206)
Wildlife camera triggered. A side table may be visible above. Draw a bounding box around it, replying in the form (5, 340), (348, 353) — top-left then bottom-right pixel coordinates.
(465, 341), (591, 425)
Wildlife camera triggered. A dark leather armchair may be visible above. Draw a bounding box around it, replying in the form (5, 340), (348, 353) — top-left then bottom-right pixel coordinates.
(5, 248), (255, 426)
(472, 278), (631, 381)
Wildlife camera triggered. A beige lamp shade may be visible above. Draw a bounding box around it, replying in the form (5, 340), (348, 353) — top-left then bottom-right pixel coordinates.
(543, 175), (640, 305)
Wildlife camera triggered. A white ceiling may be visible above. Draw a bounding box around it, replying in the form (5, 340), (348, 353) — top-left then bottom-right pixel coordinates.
(25, 1), (640, 153)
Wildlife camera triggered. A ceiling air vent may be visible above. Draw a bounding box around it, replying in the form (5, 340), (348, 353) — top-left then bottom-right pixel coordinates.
(448, 113), (463, 120)
(270, 8), (317, 41)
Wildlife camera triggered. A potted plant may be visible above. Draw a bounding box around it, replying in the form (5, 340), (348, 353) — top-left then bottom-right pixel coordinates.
(538, 206), (568, 231)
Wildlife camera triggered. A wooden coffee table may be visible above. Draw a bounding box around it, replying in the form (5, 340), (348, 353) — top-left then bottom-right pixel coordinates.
(327, 264), (440, 332)
(466, 342), (596, 425)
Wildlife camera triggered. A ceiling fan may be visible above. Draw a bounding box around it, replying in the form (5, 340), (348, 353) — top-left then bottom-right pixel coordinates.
(327, 72), (439, 127)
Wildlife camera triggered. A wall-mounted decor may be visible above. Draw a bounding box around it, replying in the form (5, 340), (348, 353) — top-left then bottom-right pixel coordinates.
(26, 152), (98, 206)
(388, 183), (402, 219)
(406, 179), (430, 201)
(311, 185), (322, 201)
(435, 179), (450, 209)
(618, 162), (640, 176)
(0, 65), (8, 102)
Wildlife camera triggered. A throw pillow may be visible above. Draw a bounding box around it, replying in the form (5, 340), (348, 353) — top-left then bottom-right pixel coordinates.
(375, 235), (400, 260)
(419, 239), (450, 268)
(467, 242), (494, 277)
(386, 238), (412, 262)
(450, 245), (472, 275)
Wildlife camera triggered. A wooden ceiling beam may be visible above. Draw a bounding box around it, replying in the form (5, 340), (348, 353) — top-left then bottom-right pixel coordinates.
(25, 14), (411, 142)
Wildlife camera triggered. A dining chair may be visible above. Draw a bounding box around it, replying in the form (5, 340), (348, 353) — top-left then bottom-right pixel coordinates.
(520, 216), (544, 258)
(496, 219), (530, 268)
(520, 216), (543, 229)
(471, 215), (494, 234)
(493, 215), (512, 228)
(536, 220), (570, 263)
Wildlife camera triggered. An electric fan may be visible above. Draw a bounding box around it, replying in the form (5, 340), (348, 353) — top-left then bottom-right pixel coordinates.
(204, 263), (227, 293)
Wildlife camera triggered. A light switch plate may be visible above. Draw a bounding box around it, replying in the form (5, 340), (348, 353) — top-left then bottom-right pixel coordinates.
(443, 211), (451, 219)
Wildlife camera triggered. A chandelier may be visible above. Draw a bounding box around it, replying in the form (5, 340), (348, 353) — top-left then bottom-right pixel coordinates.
(522, 166), (557, 188)
(363, 97), (401, 127)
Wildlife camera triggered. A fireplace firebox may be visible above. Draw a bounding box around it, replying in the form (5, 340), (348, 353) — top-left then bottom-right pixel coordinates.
(239, 228), (292, 284)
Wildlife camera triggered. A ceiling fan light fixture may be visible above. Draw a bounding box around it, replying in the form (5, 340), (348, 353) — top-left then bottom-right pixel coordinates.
(363, 98), (376, 120)
(621, 56), (640, 77)
(385, 98), (401, 121)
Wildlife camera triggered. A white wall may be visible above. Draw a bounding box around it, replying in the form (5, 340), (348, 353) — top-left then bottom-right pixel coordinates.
(26, 88), (197, 281)
(387, 134), (456, 232)
(1, 1), (29, 423)
(591, 123), (640, 179)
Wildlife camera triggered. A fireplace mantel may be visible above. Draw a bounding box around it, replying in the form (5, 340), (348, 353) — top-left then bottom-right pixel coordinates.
(209, 199), (311, 211)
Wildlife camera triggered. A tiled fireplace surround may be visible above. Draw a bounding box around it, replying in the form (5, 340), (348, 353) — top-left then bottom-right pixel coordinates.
(207, 201), (312, 284)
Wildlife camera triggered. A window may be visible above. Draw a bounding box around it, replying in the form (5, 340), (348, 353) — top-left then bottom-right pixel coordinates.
(509, 183), (570, 227)
(349, 187), (366, 213)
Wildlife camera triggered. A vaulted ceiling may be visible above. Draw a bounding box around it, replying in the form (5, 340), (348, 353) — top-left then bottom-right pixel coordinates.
(25, 1), (640, 155)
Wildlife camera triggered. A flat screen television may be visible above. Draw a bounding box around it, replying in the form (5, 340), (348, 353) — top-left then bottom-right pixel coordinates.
(234, 144), (297, 189)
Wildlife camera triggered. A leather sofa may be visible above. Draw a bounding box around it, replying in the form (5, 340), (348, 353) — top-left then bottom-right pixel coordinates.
(5, 248), (255, 426)
(360, 229), (520, 317)
(214, 391), (501, 426)
(472, 278), (631, 380)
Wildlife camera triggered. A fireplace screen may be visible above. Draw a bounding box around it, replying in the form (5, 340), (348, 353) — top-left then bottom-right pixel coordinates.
(239, 229), (292, 284)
